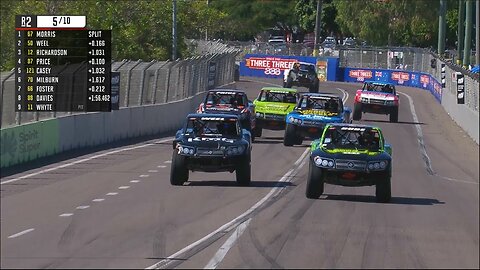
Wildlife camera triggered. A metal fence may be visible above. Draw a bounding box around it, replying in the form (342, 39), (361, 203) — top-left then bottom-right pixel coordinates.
(338, 47), (479, 112)
(0, 49), (239, 128)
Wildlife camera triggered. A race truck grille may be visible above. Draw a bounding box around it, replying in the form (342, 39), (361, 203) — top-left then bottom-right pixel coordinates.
(196, 148), (224, 157)
(366, 98), (386, 105)
(262, 113), (285, 120)
(302, 120), (323, 127)
(335, 159), (367, 171)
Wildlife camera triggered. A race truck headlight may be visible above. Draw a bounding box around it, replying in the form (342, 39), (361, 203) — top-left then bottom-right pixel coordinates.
(361, 97), (369, 103)
(292, 118), (302, 125)
(226, 146), (245, 156)
(313, 156), (335, 168)
(288, 116), (294, 122)
(178, 145), (195, 155)
(368, 160), (388, 171)
(385, 100), (395, 106)
(256, 112), (261, 117)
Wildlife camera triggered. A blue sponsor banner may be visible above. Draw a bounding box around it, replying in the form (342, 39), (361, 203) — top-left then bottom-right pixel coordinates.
(240, 54), (317, 79)
(342, 67), (442, 102)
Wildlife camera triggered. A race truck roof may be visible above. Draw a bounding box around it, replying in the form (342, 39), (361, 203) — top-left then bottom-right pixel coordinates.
(260, 87), (298, 94)
(327, 122), (379, 129)
(207, 89), (246, 94)
(301, 93), (341, 99)
(186, 113), (240, 121)
(363, 81), (394, 86)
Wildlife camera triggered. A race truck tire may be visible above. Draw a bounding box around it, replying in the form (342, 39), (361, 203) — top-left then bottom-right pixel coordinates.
(236, 155), (251, 186)
(285, 76), (293, 88)
(353, 103), (362, 121)
(389, 107), (399, 123)
(253, 126), (263, 137)
(283, 123), (297, 146)
(170, 150), (189, 186)
(375, 176), (392, 203)
(295, 136), (304, 145)
(309, 81), (319, 93)
(306, 161), (324, 199)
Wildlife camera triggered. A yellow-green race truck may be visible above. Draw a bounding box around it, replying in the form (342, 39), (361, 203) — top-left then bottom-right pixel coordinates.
(252, 87), (299, 137)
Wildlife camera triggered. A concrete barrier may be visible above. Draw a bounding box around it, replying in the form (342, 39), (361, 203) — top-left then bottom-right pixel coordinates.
(1, 119), (59, 168)
(441, 88), (479, 144)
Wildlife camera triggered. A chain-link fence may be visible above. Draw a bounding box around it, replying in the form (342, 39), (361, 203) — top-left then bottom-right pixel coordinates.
(0, 50), (239, 128)
(338, 47), (479, 112)
(192, 40), (340, 62)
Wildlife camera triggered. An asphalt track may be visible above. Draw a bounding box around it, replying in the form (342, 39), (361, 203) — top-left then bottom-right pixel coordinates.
(1, 77), (478, 269)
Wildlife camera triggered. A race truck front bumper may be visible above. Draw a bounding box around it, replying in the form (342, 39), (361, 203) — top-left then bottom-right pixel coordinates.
(255, 113), (286, 130)
(359, 98), (397, 115)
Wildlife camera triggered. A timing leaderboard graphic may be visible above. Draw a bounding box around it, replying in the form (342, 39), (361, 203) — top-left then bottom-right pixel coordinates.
(15, 15), (112, 112)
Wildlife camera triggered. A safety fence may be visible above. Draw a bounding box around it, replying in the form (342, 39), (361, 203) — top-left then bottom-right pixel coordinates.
(1, 51), (239, 129)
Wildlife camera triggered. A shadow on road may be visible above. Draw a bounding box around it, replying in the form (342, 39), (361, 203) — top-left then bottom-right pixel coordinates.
(186, 180), (296, 188)
(323, 194), (444, 205)
(362, 119), (426, 125)
(253, 139), (283, 145)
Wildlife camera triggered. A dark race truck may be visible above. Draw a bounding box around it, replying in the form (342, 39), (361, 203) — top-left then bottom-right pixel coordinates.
(197, 89), (257, 141)
(306, 123), (393, 202)
(353, 81), (399, 122)
(283, 62), (320, 93)
(170, 114), (252, 186)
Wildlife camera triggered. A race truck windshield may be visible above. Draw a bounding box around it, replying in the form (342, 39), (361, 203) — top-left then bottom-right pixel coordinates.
(185, 118), (240, 138)
(299, 64), (315, 74)
(363, 83), (395, 94)
(298, 96), (342, 113)
(322, 127), (381, 151)
(206, 92), (246, 108)
(258, 91), (297, 104)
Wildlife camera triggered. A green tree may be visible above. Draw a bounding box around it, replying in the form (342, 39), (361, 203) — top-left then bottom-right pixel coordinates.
(209, 0), (297, 40)
(294, 0), (341, 39)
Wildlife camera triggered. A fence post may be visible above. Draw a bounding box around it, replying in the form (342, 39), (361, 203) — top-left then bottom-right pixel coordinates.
(152, 61), (169, 104)
(139, 60), (156, 106)
(125, 60), (142, 107)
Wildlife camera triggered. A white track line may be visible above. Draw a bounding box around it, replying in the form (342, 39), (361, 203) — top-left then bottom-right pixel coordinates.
(399, 91), (477, 185)
(76, 205), (90, 210)
(118, 186), (130, 190)
(92, 198), (105, 202)
(146, 148), (310, 269)
(1, 138), (173, 185)
(8, 228), (35, 239)
(204, 219), (252, 269)
(59, 213), (73, 217)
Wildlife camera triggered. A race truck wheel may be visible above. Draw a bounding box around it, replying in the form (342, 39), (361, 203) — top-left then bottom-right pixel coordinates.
(285, 76), (293, 88)
(253, 126), (263, 137)
(353, 103), (362, 121)
(283, 123), (297, 146)
(306, 161), (324, 199)
(375, 176), (391, 203)
(170, 150), (188, 186)
(309, 81), (319, 93)
(236, 155), (251, 186)
(295, 136), (304, 145)
(389, 107), (399, 123)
